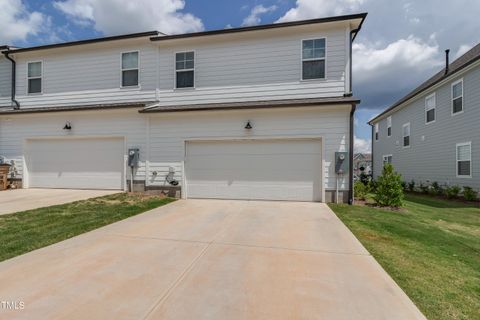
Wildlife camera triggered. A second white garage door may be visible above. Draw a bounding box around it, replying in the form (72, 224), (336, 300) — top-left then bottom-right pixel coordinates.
(185, 139), (322, 202)
(25, 137), (124, 190)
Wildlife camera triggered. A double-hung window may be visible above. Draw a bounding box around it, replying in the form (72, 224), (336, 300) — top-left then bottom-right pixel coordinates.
(403, 123), (410, 147)
(383, 155), (393, 166)
(175, 51), (194, 88)
(425, 93), (436, 124)
(121, 52), (139, 87)
(302, 38), (326, 80)
(452, 79), (463, 114)
(28, 61), (42, 94)
(375, 123), (379, 141)
(456, 142), (471, 178)
(387, 116), (392, 137)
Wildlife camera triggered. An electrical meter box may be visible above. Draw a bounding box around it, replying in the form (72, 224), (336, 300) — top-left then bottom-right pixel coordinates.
(335, 152), (349, 174)
(128, 148), (140, 167)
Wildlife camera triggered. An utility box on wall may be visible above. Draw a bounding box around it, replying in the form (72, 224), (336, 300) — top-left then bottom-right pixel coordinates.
(128, 148), (140, 168)
(335, 152), (349, 175)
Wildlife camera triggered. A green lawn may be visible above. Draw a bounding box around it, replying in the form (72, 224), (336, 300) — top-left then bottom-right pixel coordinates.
(0, 193), (176, 262)
(329, 194), (480, 320)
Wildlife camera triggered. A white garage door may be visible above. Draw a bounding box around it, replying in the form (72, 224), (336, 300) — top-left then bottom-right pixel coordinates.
(25, 137), (124, 190)
(185, 139), (322, 202)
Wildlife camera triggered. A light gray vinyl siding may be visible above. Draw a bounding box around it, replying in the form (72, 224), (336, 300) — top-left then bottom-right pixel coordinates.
(157, 25), (348, 106)
(13, 39), (157, 108)
(0, 57), (11, 106)
(372, 64), (480, 190)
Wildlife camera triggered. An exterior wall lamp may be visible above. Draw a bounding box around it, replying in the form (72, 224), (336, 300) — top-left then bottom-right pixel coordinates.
(63, 122), (72, 130)
(245, 121), (252, 130)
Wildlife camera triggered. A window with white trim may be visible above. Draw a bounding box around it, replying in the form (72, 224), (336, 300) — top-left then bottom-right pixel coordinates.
(27, 61), (42, 94)
(403, 123), (410, 147)
(383, 155), (393, 165)
(121, 52), (139, 87)
(425, 93), (436, 124)
(175, 51), (194, 88)
(302, 38), (326, 80)
(452, 79), (463, 114)
(375, 123), (379, 141)
(387, 116), (392, 137)
(456, 142), (471, 177)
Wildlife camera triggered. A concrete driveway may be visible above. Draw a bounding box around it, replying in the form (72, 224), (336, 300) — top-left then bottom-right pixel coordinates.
(0, 189), (120, 215)
(0, 200), (425, 320)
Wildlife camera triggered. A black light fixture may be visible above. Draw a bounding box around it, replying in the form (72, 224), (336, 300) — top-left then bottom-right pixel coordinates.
(63, 122), (72, 130)
(245, 121), (252, 130)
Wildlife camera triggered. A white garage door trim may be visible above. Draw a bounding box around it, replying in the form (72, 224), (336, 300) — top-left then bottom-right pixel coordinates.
(183, 136), (325, 202)
(23, 136), (126, 190)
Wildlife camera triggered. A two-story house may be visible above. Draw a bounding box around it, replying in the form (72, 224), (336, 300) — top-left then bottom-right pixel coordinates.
(0, 13), (367, 203)
(370, 43), (480, 191)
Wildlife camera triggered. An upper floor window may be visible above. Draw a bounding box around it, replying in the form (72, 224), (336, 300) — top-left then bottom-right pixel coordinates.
(425, 93), (436, 124)
(375, 123), (379, 140)
(176, 51), (194, 88)
(121, 52), (139, 87)
(387, 116), (392, 137)
(403, 123), (410, 147)
(27, 61), (42, 94)
(452, 79), (463, 114)
(456, 142), (471, 178)
(302, 38), (326, 80)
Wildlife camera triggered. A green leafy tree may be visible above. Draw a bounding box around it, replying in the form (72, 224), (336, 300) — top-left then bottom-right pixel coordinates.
(374, 164), (404, 207)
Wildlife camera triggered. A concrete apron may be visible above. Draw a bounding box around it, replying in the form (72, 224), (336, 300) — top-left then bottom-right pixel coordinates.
(0, 199), (426, 320)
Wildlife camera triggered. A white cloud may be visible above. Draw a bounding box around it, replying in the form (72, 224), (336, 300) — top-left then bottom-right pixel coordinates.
(0, 0), (47, 43)
(277, 0), (364, 22)
(54, 0), (204, 35)
(454, 44), (473, 60)
(354, 136), (371, 154)
(242, 5), (277, 27)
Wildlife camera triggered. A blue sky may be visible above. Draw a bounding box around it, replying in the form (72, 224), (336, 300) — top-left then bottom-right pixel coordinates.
(2, 0), (479, 153)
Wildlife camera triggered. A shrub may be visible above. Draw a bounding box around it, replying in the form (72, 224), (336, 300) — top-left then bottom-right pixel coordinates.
(354, 181), (368, 201)
(419, 183), (430, 194)
(463, 186), (478, 201)
(407, 180), (415, 192)
(445, 185), (461, 199)
(430, 182), (444, 196)
(401, 181), (407, 191)
(374, 163), (404, 208)
(359, 172), (372, 186)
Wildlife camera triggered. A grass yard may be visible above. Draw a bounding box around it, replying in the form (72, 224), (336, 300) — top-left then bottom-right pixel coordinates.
(0, 193), (176, 262)
(329, 194), (480, 320)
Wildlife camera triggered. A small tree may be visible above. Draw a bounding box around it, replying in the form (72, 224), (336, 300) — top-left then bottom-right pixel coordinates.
(374, 164), (404, 207)
(354, 181), (368, 201)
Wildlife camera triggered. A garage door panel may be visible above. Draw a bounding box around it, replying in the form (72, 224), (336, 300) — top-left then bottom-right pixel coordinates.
(25, 138), (124, 190)
(186, 140), (322, 202)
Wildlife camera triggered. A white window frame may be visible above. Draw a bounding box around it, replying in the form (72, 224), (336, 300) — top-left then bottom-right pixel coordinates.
(387, 116), (392, 137)
(301, 38), (327, 81)
(402, 122), (411, 148)
(27, 60), (43, 95)
(375, 123), (379, 141)
(451, 78), (464, 116)
(120, 51), (140, 88)
(174, 50), (195, 89)
(383, 154), (393, 166)
(425, 93), (436, 124)
(456, 141), (472, 178)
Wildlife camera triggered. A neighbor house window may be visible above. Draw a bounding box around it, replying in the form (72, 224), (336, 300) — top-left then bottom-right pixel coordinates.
(387, 116), (392, 137)
(452, 79), (463, 114)
(302, 38), (326, 80)
(27, 61), (42, 94)
(456, 142), (471, 177)
(375, 123), (379, 140)
(175, 51), (194, 88)
(383, 155), (393, 166)
(403, 123), (410, 147)
(425, 93), (436, 124)
(121, 52), (139, 87)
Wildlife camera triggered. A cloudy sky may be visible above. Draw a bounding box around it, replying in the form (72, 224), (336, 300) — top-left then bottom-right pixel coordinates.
(1, 0), (479, 153)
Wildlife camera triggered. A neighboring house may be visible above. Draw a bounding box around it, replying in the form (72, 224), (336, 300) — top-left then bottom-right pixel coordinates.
(369, 44), (480, 191)
(353, 153), (372, 177)
(0, 13), (367, 203)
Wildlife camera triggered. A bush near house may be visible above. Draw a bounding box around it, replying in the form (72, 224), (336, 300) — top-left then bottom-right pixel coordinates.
(445, 185), (461, 199)
(354, 181), (368, 201)
(463, 186), (478, 201)
(374, 163), (404, 208)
